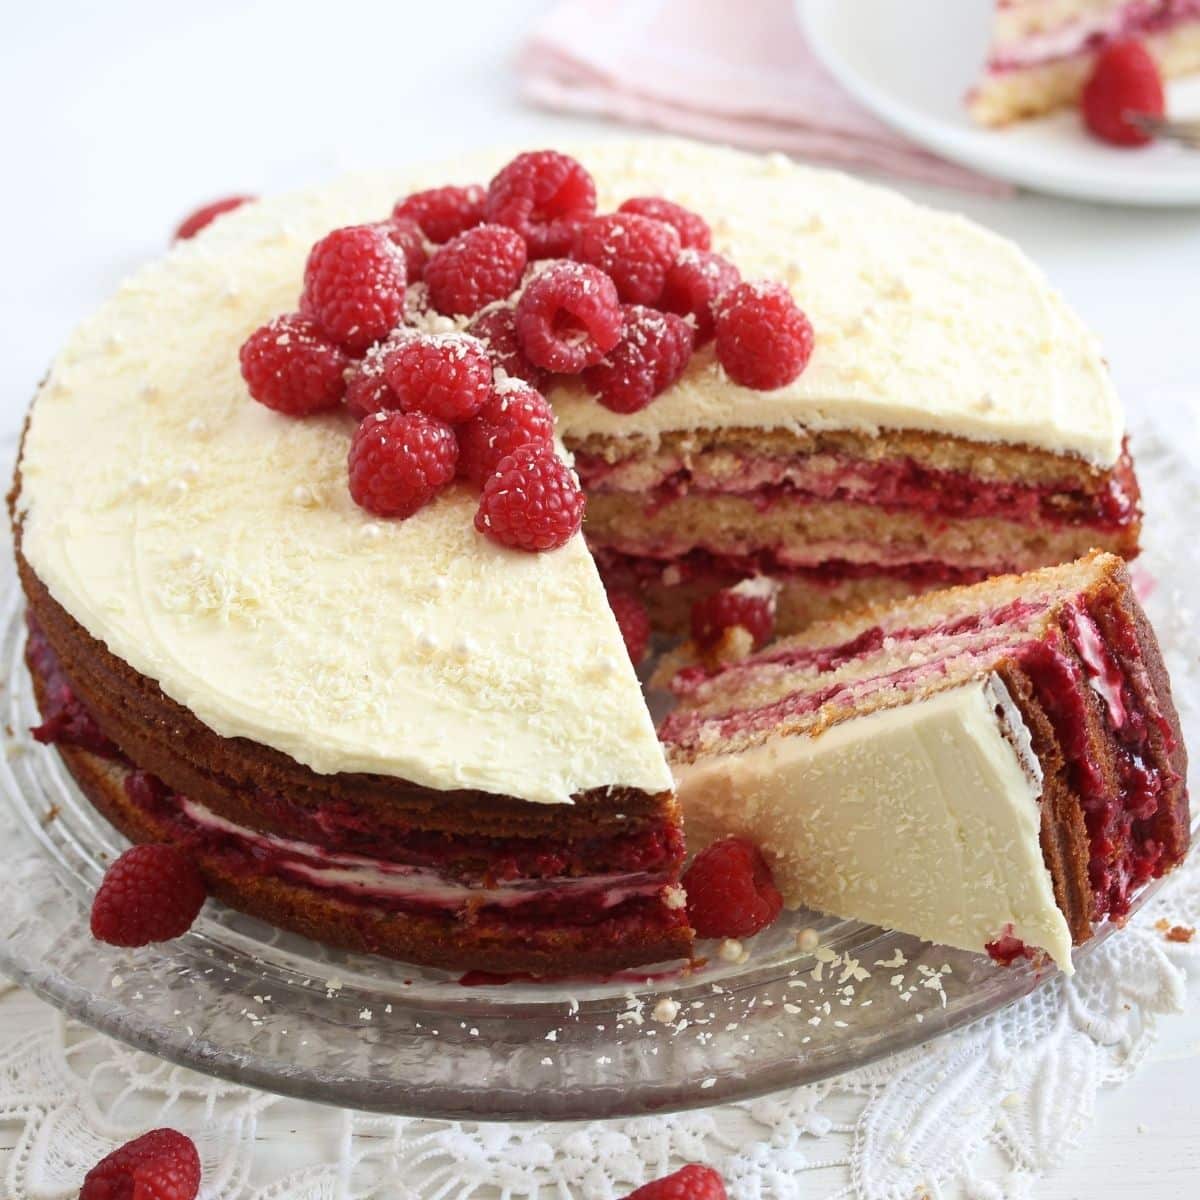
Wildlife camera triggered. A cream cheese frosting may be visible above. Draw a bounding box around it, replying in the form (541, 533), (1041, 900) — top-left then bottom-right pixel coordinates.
(672, 676), (1075, 970)
(18, 137), (1122, 805)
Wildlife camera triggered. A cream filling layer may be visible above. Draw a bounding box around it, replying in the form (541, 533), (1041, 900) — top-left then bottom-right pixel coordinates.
(672, 676), (1074, 971)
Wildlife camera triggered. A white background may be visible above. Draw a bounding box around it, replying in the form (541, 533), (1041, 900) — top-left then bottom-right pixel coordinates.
(2, 2), (1199, 1196)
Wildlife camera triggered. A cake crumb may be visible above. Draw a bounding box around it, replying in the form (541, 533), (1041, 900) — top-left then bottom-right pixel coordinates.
(1167, 924), (1194, 943)
(663, 884), (686, 911)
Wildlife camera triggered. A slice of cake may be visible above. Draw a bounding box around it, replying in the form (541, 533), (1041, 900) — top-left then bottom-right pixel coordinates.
(969, 0), (1200, 125)
(549, 143), (1140, 635)
(662, 552), (1189, 971)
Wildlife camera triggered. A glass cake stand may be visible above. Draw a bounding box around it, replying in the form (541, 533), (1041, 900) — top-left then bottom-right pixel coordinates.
(1, 415), (1197, 1121)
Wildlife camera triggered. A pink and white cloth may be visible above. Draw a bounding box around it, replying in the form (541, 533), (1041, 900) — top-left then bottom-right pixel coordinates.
(518, 0), (1010, 194)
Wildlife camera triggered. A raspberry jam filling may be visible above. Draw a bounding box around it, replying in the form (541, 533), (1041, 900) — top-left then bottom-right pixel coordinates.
(576, 442), (1141, 533)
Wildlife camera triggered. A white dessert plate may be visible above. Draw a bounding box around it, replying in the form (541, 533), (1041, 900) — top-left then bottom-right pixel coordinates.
(799, 0), (1200, 206)
(0, 416), (1196, 1121)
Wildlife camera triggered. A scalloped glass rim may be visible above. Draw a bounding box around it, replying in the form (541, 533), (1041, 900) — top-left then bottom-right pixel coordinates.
(1, 415), (1195, 1122)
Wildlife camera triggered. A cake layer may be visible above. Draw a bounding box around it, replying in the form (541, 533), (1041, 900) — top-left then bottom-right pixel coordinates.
(665, 553), (1189, 968)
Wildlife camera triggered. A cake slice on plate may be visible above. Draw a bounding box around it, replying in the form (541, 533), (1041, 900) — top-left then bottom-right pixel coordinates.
(968, 0), (1200, 125)
(662, 552), (1189, 971)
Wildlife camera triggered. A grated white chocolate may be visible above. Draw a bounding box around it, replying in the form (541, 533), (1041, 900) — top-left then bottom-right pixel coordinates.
(672, 675), (1074, 970)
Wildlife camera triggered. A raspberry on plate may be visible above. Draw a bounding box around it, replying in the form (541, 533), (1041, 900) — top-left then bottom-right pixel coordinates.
(81, 1129), (202, 1200)
(300, 224), (407, 354)
(173, 194), (254, 241)
(618, 196), (712, 251)
(690, 579), (777, 655)
(1081, 39), (1165, 146)
(660, 250), (741, 343)
(715, 281), (814, 390)
(475, 444), (585, 552)
(486, 151), (597, 259)
(682, 836), (783, 939)
(606, 586), (651, 665)
(239, 314), (350, 416)
(90, 844), (207, 947)
(515, 262), (623, 374)
(383, 332), (493, 423)
(572, 212), (681, 306)
(466, 306), (547, 390)
(348, 411), (458, 518)
(393, 184), (487, 243)
(373, 215), (429, 281)
(457, 381), (556, 486)
(424, 224), (528, 317)
(583, 305), (694, 414)
(623, 1165), (728, 1200)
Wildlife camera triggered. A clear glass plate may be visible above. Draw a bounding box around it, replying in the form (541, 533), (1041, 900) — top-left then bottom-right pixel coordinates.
(1, 416), (1196, 1122)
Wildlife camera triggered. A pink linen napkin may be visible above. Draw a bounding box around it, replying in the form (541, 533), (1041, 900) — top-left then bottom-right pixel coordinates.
(519, 0), (1010, 195)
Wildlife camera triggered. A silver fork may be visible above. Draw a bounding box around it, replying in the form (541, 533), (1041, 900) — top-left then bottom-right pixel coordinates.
(1126, 112), (1200, 148)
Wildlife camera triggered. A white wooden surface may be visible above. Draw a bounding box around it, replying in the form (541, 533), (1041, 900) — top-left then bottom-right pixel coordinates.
(2, 3), (1199, 1196)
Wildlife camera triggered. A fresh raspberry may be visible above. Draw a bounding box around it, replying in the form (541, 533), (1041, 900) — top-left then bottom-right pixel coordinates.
(90, 844), (207, 947)
(1081, 39), (1164, 146)
(424, 224), (528, 317)
(475, 445), (584, 552)
(457, 382), (556, 486)
(606, 587), (651, 665)
(583, 305), (694, 414)
(690, 582), (776, 653)
(618, 196), (712, 251)
(373, 216), (429, 281)
(715, 281), (814, 390)
(383, 332), (493, 423)
(486, 151), (597, 258)
(571, 213), (681, 306)
(682, 837), (783, 939)
(515, 262), (623, 373)
(80, 1129), (202, 1200)
(239, 314), (349, 416)
(466, 307), (547, 390)
(173, 194), (253, 241)
(393, 184), (486, 243)
(343, 337), (405, 420)
(347, 411), (458, 518)
(624, 1166), (727, 1200)
(660, 250), (741, 343)
(299, 224), (407, 354)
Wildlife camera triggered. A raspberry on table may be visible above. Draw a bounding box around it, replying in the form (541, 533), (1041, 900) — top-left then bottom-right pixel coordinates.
(618, 196), (712, 251)
(173, 194), (254, 241)
(486, 150), (597, 259)
(606, 586), (651, 665)
(348, 411), (458, 518)
(1081, 39), (1164, 146)
(690, 580), (777, 654)
(583, 304), (694, 414)
(299, 224), (407, 354)
(239, 314), (349, 416)
(515, 262), (623, 374)
(457, 381), (556, 486)
(475, 444), (585, 552)
(80, 1128), (202, 1200)
(715, 281), (814, 390)
(660, 250), (741, 343)
(466, 306), (547, 390)
(424, 224), (528, 317)
(90, 844), (207, 947)
(383, 332), (493, 423)
(571, 213), (681, 306)
(623, 1165), (728, 1200)
(393, 184), (487, 243)
(373, 215), (429, 280)
(682, 837), (783, 939)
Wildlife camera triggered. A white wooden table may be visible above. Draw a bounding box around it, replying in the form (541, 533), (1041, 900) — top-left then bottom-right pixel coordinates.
(3, 2), (1198, 1195)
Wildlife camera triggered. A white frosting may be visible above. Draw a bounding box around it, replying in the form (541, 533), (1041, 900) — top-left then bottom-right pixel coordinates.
(18, 138), (1121, 806)
(17, 164), (672, 805)
(673, 676), (1075, 970)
